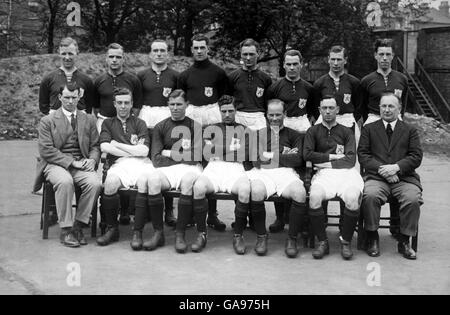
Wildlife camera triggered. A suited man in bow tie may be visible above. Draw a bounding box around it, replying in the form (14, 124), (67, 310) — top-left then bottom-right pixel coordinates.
(358, 92), (423, 260)
(35, 83), (101, 248)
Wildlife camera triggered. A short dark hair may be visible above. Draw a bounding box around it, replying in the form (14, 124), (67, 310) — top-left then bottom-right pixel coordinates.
(380, 92), (402, 106)
(320, 96), (338, 106)
(218, 95), (235, 108)
(374, 38), (393, 53)
(240, 38), (260, 52)
(192, 33), (209, 45)
(168, 89), (186, 101)
(284, 50), (303, 62)
(113, 87), (133, 101)
(329, 45), (348, 59)
(107, 43), (124, 53)
(59, 82), (80, 94)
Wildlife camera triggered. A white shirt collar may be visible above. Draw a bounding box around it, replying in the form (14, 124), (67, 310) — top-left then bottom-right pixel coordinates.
(383, 119), (397, 130)
(61, 107), (76, 121)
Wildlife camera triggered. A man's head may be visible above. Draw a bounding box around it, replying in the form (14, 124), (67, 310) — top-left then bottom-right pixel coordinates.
(379, 92), (401, 123)
(328, 45), (347, 75)
(374, 38), (394, 72)
(59, 37), (79, 70)
(218, 95), (236, 125)
(150, 40), (169, 66)
(319, 97), (339, 124)
(267, 99), (286, 128)
(106, 43), (125, 73)
(168, 89), (188, 121)
(191, 34), (210, 62)
(284, 50), (303, 81)
(113, 87), (133, 120)
(59, 83), (81, 113)
(240, 38), (259, 71)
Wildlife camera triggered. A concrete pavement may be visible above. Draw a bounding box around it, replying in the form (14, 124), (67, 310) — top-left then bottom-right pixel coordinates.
(0, 141), (449, 295)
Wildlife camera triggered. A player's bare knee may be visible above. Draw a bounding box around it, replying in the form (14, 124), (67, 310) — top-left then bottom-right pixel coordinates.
(146, 173), (161, 194)
(251, 181), (266, 202)
(289, 183), (306, 203)
(343, 188), (362, 210)
(193, 179), (207, 199)
(104, 175), (122, 195)
(309, 186), (325, 209)
(136, 176), (149, 194)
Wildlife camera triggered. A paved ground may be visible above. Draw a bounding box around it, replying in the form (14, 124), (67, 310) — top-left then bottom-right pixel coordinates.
(0, 140), (449, 295)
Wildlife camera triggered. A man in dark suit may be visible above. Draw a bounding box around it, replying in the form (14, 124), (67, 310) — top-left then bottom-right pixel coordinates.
(35, 83), (102, 248)
(358, 92), (423, 260)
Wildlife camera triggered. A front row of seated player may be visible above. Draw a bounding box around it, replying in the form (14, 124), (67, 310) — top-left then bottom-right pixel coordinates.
(36, 84), (422, 261)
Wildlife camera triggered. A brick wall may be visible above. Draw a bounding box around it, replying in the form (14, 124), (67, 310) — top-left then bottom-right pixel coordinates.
(417, 27), (450, 107)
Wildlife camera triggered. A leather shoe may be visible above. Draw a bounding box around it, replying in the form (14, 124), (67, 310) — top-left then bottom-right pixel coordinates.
(340, 237), (353, 260)
(312, 240), (330, 259)
(175, 232), (187, 254)
(130, 231), (143, 251)
(191, 232), (207, 253)
(73, 222), (87, 246)
(143, 230), (165, 251)
(366, 239), (380, 257)
(232, 234), (246, 255)
(269, 218), (285, 233)
(164, 210), (177, 227)
(60, 231), (80, 248)
(207, 213), (226, 232)
(285, 237), (299, 258)
(254, 234), (268, 256)
(96, 226), (119, 246)
(398, 242), (417, 260)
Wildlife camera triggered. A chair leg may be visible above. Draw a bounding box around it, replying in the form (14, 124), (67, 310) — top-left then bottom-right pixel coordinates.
(42, 183), (51, 240)
(412, 228), (418, 252)
(357, 214), (366, 250)
(91, 200), (98, 238)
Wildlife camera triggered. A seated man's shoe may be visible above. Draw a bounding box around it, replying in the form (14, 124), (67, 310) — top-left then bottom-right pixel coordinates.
(269, 218), (285, 233)
(73, 221), (87, 246)
(119, 214), (131, 226)
(233, 234), (246, 255)
(207, 213), (226, 232)
(60, 231), (80, 248)
(143, 230), (165, 251)
(340, 237), (353, 260)
(96, 226), (119, 246)
(366, 239), (380, 257)
(191, 232), (207, 253)
(164, 210), (177, 227)
(130, 231), (143, 251)
(175, 232), (188, 254)
(312, 240), (330, 259)
(285, 237), (299, 258)
(398, 242), (417, 260)
(254, 234), (268, 256)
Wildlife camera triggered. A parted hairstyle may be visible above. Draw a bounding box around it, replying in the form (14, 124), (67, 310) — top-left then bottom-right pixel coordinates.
(113, 87), (133, 102)
(168, 89), (187, 101)
(374, 38), (394, 53)
(284, 49), (303, 63)
(218, 95), (235, 108)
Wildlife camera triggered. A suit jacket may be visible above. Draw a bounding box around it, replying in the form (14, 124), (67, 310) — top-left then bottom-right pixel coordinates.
(33, 108), (100, 192)
(358, 119), (423, 190)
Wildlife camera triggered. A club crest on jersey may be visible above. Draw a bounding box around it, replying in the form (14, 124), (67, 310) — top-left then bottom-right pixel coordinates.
(336, 144), (345, 155)
(163, 88), (172, 98)
(256, 87), (264, 98)
(394, 89), (403, 98)
(181, 139), (191, 150)
(298, 99), (307, 109)
(343, 94), (351, 104)
(205, 87), (214, 98)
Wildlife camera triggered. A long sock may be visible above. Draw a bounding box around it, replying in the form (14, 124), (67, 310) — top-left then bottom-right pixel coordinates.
(133, 193), (148, 231)
(234, 201), (250, 235)
(366, 230), (379, 241)
(101, 194), (120, 227)
(341, 208), (360, 242)
(148, 193), (164, 231)
(251, 201), (266, 235)
(288, 201), (307, 238)
(119, 192), (129, 215)
(309, 207), (327, 242)
(193, 198), (208, 233)
(176, 195), (193, 233)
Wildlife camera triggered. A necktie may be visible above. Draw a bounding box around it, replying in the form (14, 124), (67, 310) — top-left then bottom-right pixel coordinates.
(70, 114), (76, 131)
(386, 123), (393, 144)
